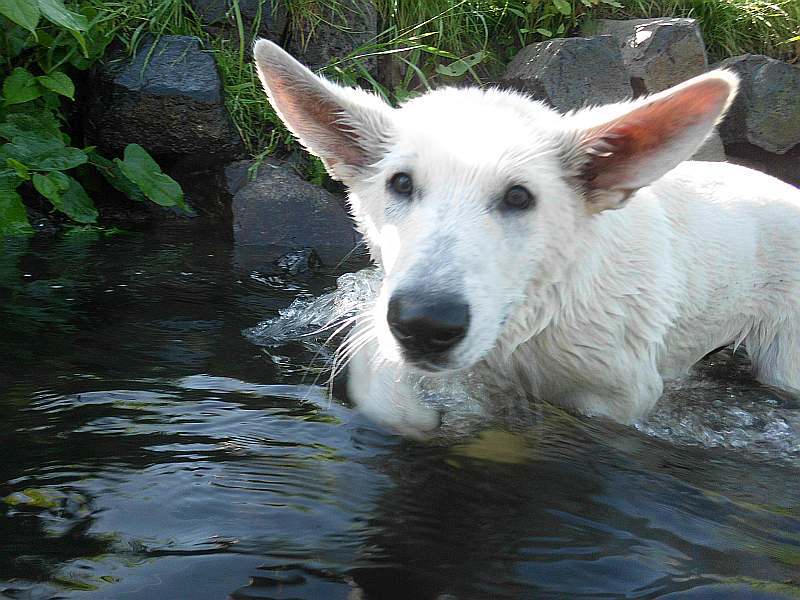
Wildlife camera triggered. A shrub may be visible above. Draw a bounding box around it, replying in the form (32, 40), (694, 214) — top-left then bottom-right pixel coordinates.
(0, 0), (187, 236)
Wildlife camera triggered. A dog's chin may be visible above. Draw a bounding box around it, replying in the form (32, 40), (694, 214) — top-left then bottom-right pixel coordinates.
(404, 358), (452, 375)
(402, 352), (479, 375)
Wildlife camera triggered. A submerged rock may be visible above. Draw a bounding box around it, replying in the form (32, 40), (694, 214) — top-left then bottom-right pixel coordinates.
(276, 247), (321, 275)
(593, 18), (708, 95)
(501, 36), (632, 112)
(232, 159), (361, 263)
(86, 35), (244, 217)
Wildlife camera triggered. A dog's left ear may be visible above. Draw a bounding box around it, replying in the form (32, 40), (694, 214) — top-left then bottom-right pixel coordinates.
(565, 70), (738, 212)
(253, 39), (394, 181)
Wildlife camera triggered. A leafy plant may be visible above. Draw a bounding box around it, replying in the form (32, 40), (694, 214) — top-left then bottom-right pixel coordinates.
(0, 0), (188, 236)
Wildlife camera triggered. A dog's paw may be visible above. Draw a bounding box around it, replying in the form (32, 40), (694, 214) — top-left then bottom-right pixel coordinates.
(346, 343), (441, 439)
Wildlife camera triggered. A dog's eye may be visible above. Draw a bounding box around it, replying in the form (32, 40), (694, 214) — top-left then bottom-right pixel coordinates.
(388, 172), (414, 197)
(502, 185), (535, 210)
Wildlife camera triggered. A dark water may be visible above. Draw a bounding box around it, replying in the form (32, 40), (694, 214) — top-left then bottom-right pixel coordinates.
(1, 225), (799, 600)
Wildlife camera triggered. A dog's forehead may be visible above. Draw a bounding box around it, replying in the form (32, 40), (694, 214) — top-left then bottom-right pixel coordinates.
(392, 87), (561, 167)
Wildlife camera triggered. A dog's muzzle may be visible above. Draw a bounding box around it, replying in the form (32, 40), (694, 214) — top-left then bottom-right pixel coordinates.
(386, 291), (470, 368)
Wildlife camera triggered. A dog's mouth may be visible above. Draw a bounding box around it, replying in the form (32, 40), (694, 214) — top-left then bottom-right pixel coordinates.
(402, 354), (454, 374)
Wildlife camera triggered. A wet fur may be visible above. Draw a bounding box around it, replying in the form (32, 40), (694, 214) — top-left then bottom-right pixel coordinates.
(254, 40), (800, 438)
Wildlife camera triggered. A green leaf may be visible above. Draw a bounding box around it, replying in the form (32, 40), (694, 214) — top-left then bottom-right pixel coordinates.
(435, 51), (487, 78)
(536, 28), (553, 37)
(38, 0), (88, 55)
(6, 158), (29, 180)
(0, 175), (33, 235)
(3, 133), (87, 171)
(37, 0), (87, 31)
(45, 175), (97, 223)
(0, 111), (63, 141)
(88, 151), (146, 202)
(0, 0), (40, 33)
(4, 22), (35, 58)
(32, 170), (69, 201)
(552, 0), (572, 16)
(3, 68), (42, 106)
(36, 72), (74, 100)
(116, 144), (187, 209)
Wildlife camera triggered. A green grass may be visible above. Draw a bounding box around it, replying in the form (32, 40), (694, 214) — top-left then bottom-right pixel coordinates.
(86, 0), (800, 160)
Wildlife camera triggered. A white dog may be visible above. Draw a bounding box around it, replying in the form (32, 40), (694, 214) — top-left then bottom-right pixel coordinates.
(254, 39), (800, 438)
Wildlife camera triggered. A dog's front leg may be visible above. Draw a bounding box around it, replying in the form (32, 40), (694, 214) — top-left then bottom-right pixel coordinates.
(346, 339), (441, 439)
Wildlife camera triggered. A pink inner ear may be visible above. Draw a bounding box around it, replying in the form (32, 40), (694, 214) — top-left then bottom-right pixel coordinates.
(581, 78), (732, 192)
(264, 68), (367, 168)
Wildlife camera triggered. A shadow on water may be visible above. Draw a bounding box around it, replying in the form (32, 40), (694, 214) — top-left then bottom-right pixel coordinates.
(0, 224), (798, 599)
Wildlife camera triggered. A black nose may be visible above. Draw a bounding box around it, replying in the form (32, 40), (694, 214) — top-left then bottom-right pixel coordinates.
(387, 292), (470, 360)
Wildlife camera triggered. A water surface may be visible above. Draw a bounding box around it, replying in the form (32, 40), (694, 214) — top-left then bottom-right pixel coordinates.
(1, 225), (799, 599)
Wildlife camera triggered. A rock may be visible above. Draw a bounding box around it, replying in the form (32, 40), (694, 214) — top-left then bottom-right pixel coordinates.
(286, 1), (379, 71)
(276, 247), (321, 275)
(189, 0), (286, 43)
(87, 36), (242, 165)
(716, 54), (800, 155)
(232, 159), (361, 263)
(690, 132), (726, 162)
(86, 36), (244, 217)
(501, 36), (632, 112)
(592, 18), (708, 95)
(224, 159), (253, 197)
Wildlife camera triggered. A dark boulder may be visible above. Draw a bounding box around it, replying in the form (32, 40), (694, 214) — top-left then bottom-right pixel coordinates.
(86, 35), (244, 217)
(276, 247), (322, 275)
(501, 36), (632, 112)
(286, 1), (379, 72)
(716, 54), (800, 155)
(230, 159), (361, 263)
(592, 18), (708, 95)
(189, 0), (287, 44)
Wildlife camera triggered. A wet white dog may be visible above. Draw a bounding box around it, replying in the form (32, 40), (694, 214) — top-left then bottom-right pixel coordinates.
(254, 39), (800, 438)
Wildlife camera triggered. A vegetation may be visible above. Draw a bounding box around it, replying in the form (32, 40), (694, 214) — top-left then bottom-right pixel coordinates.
(0, 0), (189, 235)
(1, 0), (798, 235)
(206, 0), (800, 156)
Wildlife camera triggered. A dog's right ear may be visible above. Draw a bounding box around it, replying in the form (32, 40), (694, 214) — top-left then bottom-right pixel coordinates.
(564, 70), (738, 212)
(253, 39), (394, 181)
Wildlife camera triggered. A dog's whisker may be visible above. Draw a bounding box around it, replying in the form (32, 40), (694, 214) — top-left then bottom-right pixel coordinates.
(328, 327), (377, 389)
(301, 313), (376, 389)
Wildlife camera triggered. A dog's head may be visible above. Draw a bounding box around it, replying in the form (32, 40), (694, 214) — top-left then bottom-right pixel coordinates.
(254, 40), (737, 374)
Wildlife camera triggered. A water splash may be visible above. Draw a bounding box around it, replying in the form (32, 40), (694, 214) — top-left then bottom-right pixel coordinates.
(245, 268), (382, 349)
(639, 354), (800, 464)
(247, 269), (800, 461)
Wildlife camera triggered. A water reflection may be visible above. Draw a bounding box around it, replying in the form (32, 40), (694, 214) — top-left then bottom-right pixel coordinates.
(0, 224), (798, 599)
